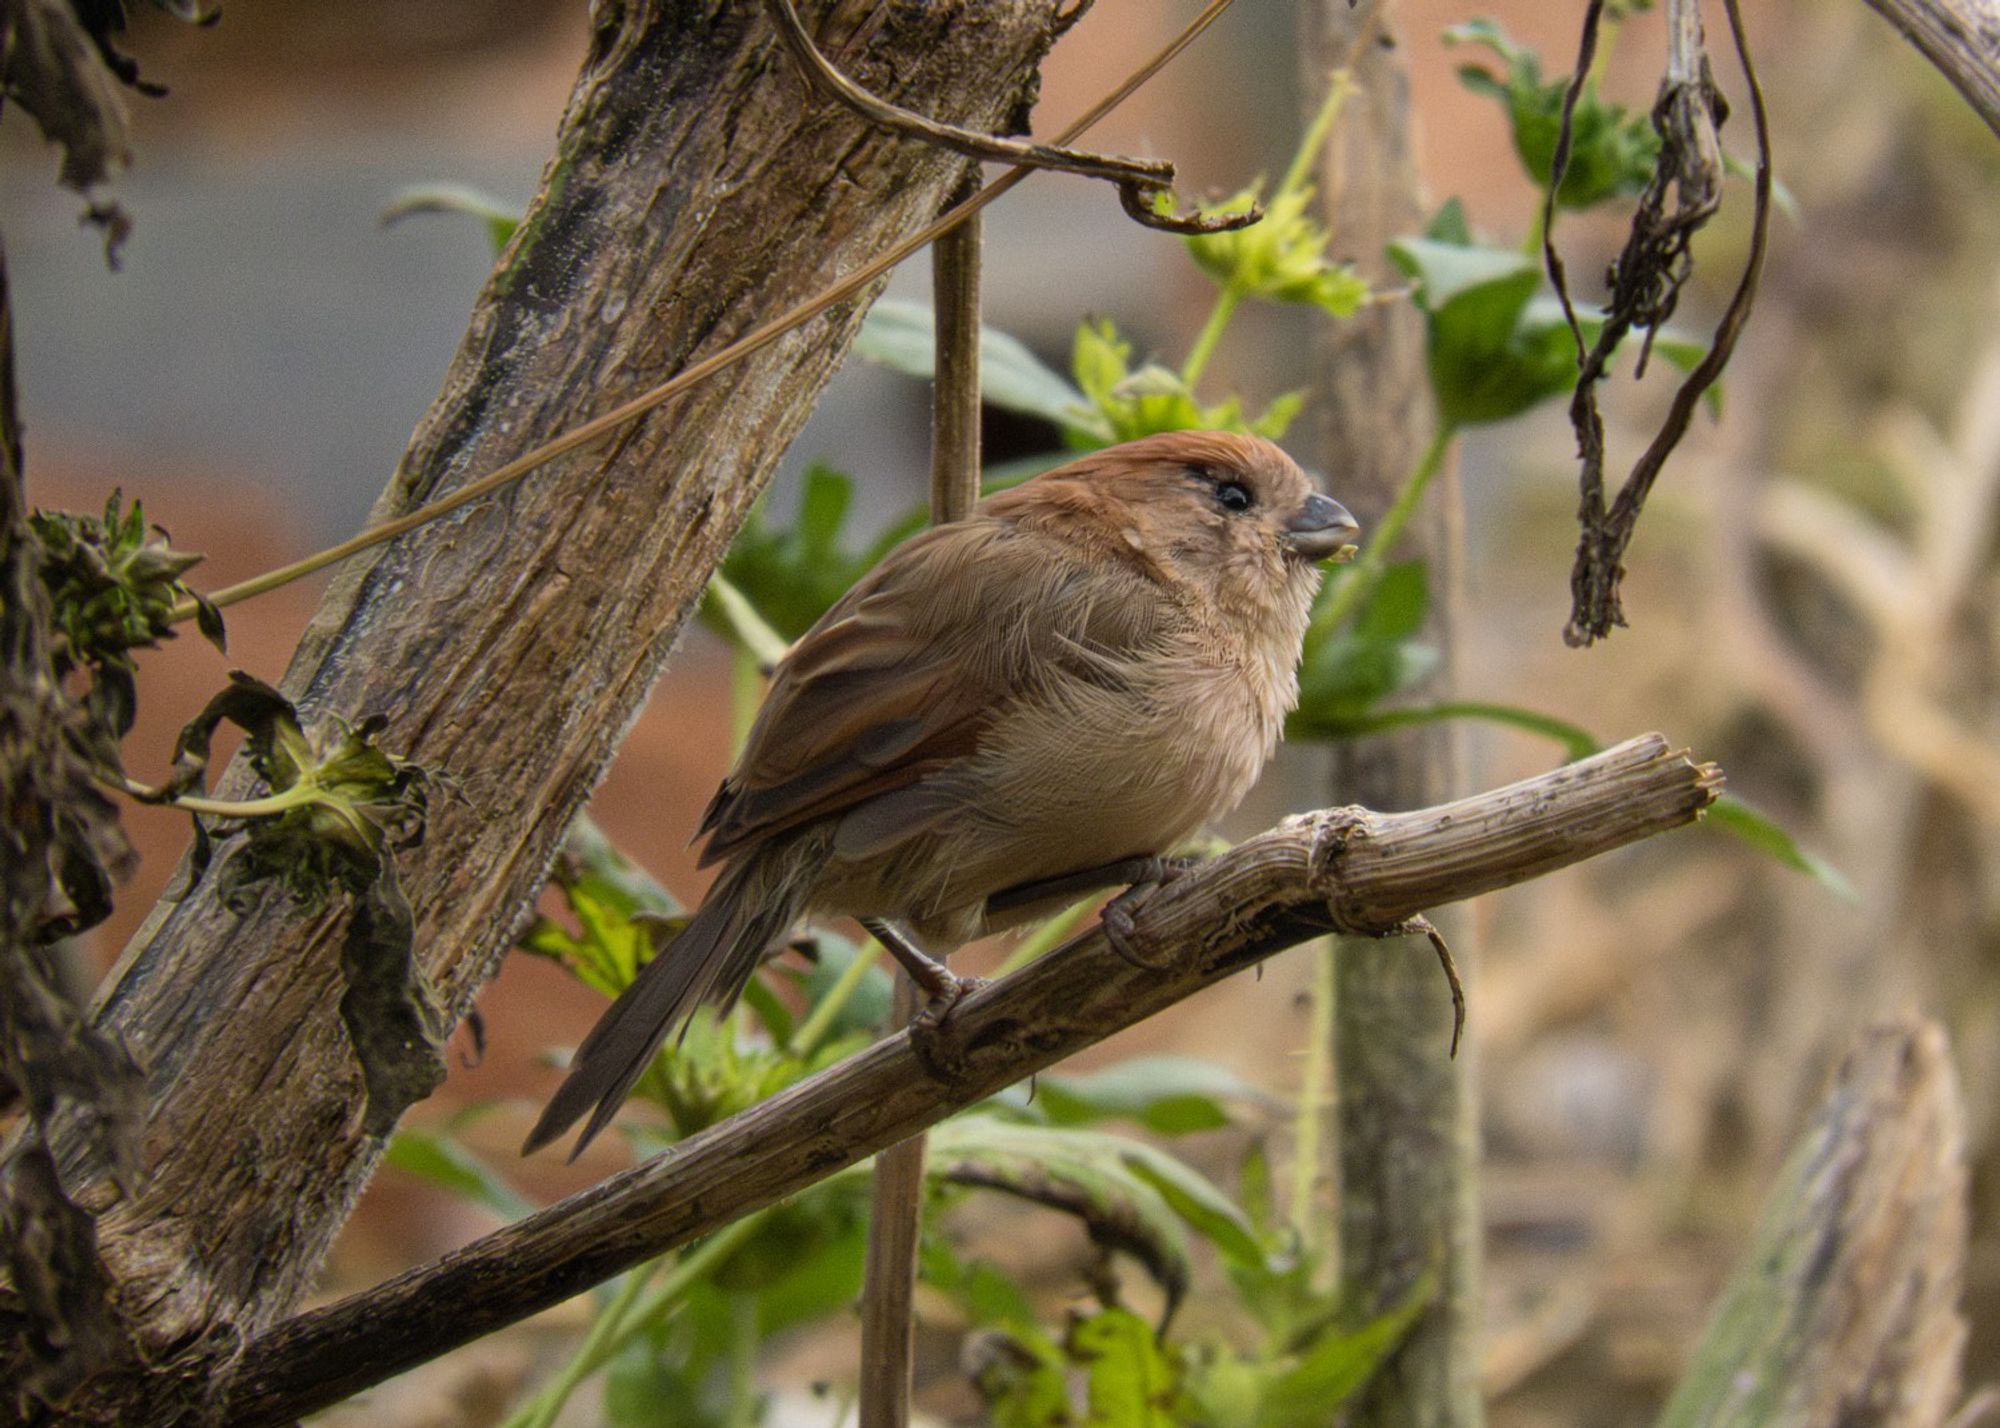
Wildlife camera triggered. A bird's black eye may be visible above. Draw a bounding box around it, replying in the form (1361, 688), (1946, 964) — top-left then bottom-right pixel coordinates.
(1215, 480), (1254, 514)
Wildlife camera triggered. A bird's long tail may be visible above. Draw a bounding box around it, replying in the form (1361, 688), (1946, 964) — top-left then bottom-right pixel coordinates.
(522, 862), (801, 1160)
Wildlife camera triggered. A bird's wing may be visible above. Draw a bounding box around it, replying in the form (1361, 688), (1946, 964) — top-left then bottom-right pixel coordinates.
(697, 517), (1165, 867)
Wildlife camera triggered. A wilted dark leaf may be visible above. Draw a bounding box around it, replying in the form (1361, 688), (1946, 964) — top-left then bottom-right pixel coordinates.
(340, 860), (445, 1137)
(0, 1139), (129, 1406)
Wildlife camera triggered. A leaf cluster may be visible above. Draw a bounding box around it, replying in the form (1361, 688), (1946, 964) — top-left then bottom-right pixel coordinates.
(1068, 317), (1303, 448)
(148, 671), (442, 1132)
(932, 1126), (1430, 1428)
(32, 490), (223, 739)
(1446, 17), (1659, 212)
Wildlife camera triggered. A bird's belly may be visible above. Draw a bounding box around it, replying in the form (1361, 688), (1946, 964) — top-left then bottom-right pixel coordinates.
(809, 663), (1280, 949)
(942, 680), (1268, 906)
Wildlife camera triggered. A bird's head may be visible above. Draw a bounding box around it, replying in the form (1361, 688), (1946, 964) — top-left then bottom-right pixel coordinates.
(991, 430), (1360, 637)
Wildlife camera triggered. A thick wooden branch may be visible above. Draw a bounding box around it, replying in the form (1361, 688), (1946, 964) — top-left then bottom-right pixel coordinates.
(1658, 1017), (1968, 1425)
(220, 735), (1720, 1425)
(1862, 0), (2000, 138)
(16, 1), (1066, 1415)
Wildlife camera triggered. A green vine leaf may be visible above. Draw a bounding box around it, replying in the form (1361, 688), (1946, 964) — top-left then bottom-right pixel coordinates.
(853, 297), (1096, 434)
(1445, 17), (1659, 210)
(708, 463), (925, 642)
(380, 182), (523, 255)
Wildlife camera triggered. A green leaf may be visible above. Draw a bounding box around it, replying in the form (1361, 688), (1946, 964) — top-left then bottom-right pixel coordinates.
(928, 1117), (1269, 1319)
(1355, 560), (1429, 643)
(1073, 1306), (1179, 1426)
(1030, 1055), (1278, 1137)
(854, 298), (1095, 431)
(1298, 699), (1602, 761)
(1256, 1271), (1433, 1426)
(1708, 794), (1856, 901)
(1068, 316), (1307, 446)
(379, 183), (522, 255)
(517, 820), (677, 998)
(1181, 79), (1370, 319)
(1390, 234), (1577, 427)
(1250, 390), (1306, 441)
(1293, 562), (1439, 727)
(708, 462), (920, 641)
(965, 1324), (1073, 1428)
(384, 1125), (534, 1221)
(1073, 316), (1132, 407)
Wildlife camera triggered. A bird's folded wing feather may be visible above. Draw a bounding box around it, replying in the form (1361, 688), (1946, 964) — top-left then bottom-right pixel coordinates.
(697, 517), (1166, 867)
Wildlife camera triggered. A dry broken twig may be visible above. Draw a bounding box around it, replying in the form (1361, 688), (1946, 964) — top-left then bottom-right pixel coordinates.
(764, 0), (1258, 235)
(220, 734), (1720, 1426)
(1547, 0), (1774, 646)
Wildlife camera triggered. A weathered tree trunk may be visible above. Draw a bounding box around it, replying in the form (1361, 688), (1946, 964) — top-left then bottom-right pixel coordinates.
(1658, 1018), (1967, 1426)
(3, 2), (1065, 1418)
(1300, 2), (1484, 1422)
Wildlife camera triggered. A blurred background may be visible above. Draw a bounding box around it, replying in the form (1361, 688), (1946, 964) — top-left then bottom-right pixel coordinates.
(7, 0), (2000, 1422)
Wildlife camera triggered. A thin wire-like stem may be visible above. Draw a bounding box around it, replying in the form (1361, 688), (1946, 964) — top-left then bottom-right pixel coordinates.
(166, 0), (1248, 627)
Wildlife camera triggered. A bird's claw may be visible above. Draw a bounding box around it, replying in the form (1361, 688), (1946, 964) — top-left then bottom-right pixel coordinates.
(910, 973), (986, 1035)
(1102, 883), (1176, 970)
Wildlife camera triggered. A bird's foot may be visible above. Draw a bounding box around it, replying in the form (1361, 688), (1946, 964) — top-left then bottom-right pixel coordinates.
(1100, 858), (1200, 971)
(910, 971), (987, 1034)
(862, 917), (984, 1031)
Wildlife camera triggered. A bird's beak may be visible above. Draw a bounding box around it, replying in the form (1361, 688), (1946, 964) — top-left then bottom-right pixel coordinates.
(1282, 494), (1361, 563)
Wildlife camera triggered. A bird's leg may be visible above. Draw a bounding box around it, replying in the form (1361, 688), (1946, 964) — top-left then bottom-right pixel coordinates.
(861, 918), (982, 1030)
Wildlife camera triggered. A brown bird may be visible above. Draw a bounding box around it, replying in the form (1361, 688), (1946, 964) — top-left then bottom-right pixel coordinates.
(524, 430), (1359, 1157)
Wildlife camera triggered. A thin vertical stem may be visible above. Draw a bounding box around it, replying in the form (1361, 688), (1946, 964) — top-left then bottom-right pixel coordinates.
(1301, 3), (1482, 1422)
(1288, 940), (1340, 1265)
(1307, 422), (1457, 643)
(1181, 286), (1243, 389)
(858, 179), (983, 1428)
